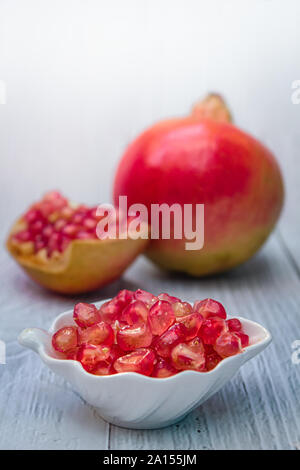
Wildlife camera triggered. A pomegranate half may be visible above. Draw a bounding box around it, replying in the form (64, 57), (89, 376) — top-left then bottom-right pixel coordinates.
(6, 191), (148, 294)
(113, 95), (284, 276)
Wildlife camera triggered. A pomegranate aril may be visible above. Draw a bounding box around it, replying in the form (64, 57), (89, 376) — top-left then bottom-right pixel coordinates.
(199, 317), (227, 345)
(134, 289), (157, 306)
(113, 348), (156, 376)
(115, 289), (134, 306)
(177, 313), (203, 341)
(153, 322), (185, 358)
(14, 230), (32, 242)
(73, 302), (101, 328)
(214, 332), (242, 358)
(117, 323), (153, 351)
(62, 224), (79, 237)
(235, 331), (249, 348)
(151, 358), (177, 378)
(121, 300), (148, 325)
(79, 322), (114, 346)
(206, 351), (222, 371)
(173, 301), (193, 318)
(227, 318), (242, 332)
(171, 337), (205, 371)
(52, 327), (78, 353)
(148, 300), (175, 336)
(76, 230), (95, 239)
(99, 299), (123, 324)
(194, 298), (227, 320)
(77, 344), (111, 372)
(92, 361), (115, 376)
(157, 293), (181, 304)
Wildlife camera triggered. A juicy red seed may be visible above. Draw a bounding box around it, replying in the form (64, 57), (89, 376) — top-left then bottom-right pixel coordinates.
(73, 302), (101, 328)
(52, 327), (78, 353)
(134, 289), (157, 306)
(77, 344), (111, 372)
(115, 289), (134, 306)
(199, 317), (227, 345)
(153, 322), (185, 358)
(194, 298), (227, 320)
(117, 323), (153, 351)
(148, 300), (175, 336)
(151, 358), (177, 378)
(227, 318), (242, 332)
(206, 351), (222, 371)
(171, 337), (206, 371)
(157, 293), (181, 304)
(92, 361), (115, 376)
(235, 332), (249, 348)
(14, 230), (32, 242)
(121, 300), (148, 325)
(79, 322), (114, 346)
(173, 301), (193, 318)
(213, 332), (242, 358)
(113, 348), (156, 376)
(99, 299), (123, 324)
(76, 231), (95, 239)
(177, 313), (203, 341)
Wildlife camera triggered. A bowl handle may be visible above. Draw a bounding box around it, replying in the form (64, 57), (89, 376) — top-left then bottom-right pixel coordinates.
(18, 328), (49, 353)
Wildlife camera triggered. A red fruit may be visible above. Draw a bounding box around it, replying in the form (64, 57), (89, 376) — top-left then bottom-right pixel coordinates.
(78, 322), (114, 346)
(52, 326), (78, 353)
(121, 300), (148, 325)
(199, 317), (227, 345)
(113, 348), (156, 376)
(171, 337), (205, 371)
(194, 298), (226, 320)
(206, 351), (222, 371)
(73, 303), (101, 328)
(153, 322), (185, 358)
(92, 345), (123, 376)
(113, 94), (284, 276)
(134, 289), (157, 306)
(7, 191), (148, 294)
(157, 293), (181, 304)
(117, 323), (153, 351)
(99, 299), (123, 324)
(227, 318), (242, 332)
(151, 358), (177, 378)
(214, 332), (242, 358)
(235, 331), (250, 348)
(173, 301), (193, 319)
(77, 344), (111, 372)
(177, 313), (203, 340)
(148, 300), (175, 336)
(116, 289), (134, 306)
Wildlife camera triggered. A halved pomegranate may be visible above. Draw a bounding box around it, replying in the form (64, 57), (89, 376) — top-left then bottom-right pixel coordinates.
(6, 191), (148, 294)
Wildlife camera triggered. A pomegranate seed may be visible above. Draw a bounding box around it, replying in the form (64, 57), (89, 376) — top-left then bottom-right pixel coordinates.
(92, 361), (115, 376)
(115, 289), (134, 306)
(235, 331), (249, 348)
(121, 300), (148, 325)
(153, 322), (185, 358)
(52, 327), (78, 353)
(99, 299), (123, 324)
(76, 231), (95, 239)
(134, 289), (157, 306)
(206, 351), (222, 371)
(173, 301), (193, 318)
(171, 337), (206, 371)
(199, 317), (227, 345)
(113, 348), (156, 376)
(117, 323), (153, 351)
(227, 318), (242, 332)
(77, 344), (111, 372)
(66, 348), (78, 360)
(79, 322), (114, 346)
(151, 358), (177, 378)
(14, 230), (32, 242)
(73, 302), (101, 328)
(148, 300), (175, 336)
(194, 298), (227, 320)
(157, 293), (181, 304)
(214, 332), (242, 358)
(177, 313), (203, 340)
(24, 209), (43, 224)
(62, 224), (79, 237)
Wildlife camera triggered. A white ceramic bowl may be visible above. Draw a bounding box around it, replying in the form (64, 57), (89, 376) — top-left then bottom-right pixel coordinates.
(18, 300), (271, 429)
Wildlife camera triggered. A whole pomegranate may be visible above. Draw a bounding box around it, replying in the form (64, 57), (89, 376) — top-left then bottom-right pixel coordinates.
(113, 95), (284, 276)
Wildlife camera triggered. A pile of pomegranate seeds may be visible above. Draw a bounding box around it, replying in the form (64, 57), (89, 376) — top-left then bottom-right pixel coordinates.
(11, 191), (103, 258)
(52, 290), (250, 377)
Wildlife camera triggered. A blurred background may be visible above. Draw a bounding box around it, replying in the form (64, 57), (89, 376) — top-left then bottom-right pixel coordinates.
(0, 0), (299, 221)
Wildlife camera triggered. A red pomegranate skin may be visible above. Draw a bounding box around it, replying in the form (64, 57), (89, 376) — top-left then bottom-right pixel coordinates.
(113, 103), (284, 276)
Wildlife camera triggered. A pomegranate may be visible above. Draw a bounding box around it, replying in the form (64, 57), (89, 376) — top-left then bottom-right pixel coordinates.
(51, 291), (250, 376)
(6, 191), (148, 294)
(113, 94), (284, 275)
